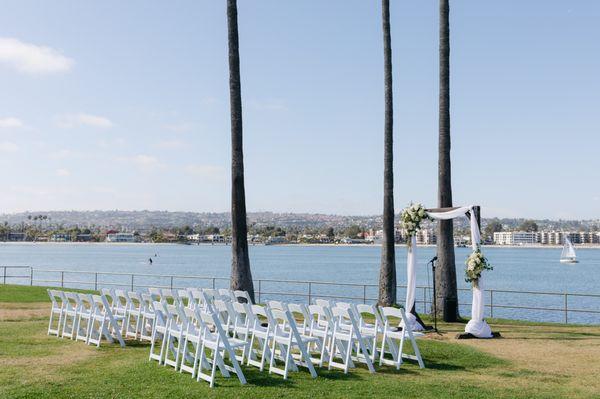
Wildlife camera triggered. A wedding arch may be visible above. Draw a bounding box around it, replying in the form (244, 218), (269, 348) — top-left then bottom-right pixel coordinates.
(401, 204), (493, 338)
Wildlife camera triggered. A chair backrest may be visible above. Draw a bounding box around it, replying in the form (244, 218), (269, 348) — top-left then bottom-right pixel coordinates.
(379, 306), (406, 328)
(355, 303), (383, 330)
(331, 305), (360, 333)
(100, 288), (115, 307)
(161, 289), (179, 304)
(336, 301), (360, 319)
(114, 289), (130, 310)
(177, 289), (192, 307)
(78, 293), (94, 311)
(92, 294), (108, 315)
(314, 298), (333, 309)
(64, 291), (80, 311)
(266, 300), (288, 311)
(268, 308), (291, 336)
(141, 293), (154, 313)
(234, 290), (252, 304)
(47, 289), (64, 309)
(308, 304), (334, 330)
(126, 291), (143, 310)
(202, 288), (217, 299)
(288, 303), (310, 332)
(231, 301), (251, 327)
(218, 288), (236, 301)
(152, 300), (168, 327)
(148, 287), (162, 300)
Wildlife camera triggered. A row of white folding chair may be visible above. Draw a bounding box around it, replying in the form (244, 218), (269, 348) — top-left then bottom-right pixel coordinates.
(47, 289), (125, 347)
(148, 300), (246, 388)
(313, 299), (425, 370)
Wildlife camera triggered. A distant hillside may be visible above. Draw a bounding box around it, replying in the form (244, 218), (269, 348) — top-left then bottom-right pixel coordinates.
(0, 210), (597, 232)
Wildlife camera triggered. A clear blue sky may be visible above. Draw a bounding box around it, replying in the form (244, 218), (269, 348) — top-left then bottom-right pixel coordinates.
(0, 1), (598, 219)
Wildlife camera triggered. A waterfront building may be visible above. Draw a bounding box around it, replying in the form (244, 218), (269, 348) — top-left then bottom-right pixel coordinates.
(493, 231), (539, 245)
(106, 232), (137, 243)
(50, 233), (71, 242)
(416, 229), (436, 245)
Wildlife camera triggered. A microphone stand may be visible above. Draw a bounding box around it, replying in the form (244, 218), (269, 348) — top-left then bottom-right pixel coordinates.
(428, 255), (439, 334)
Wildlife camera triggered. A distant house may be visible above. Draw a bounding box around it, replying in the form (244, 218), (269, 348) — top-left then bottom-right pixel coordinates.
(8, 232), (26, 241)
(106, 232), (137, 243)
(50, 233), (71, 242)
(76, 234), (93, 242)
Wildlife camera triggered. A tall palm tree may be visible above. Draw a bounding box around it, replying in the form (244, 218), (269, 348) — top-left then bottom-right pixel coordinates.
(378, 0), (396, 307)
(436, 0), (458, 321)
(227, 0), (255, 303)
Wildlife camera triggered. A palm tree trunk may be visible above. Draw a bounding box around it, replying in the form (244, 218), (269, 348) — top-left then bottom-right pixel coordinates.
(227, 0), (255, 303)
(436, 0), (458, 322)
(378, 0), (396, 307)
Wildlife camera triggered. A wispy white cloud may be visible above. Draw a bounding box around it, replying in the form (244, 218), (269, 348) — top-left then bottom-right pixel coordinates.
(56, 168), (71, 177)
(163, 123), (192, 133)
(120, 154), (165, 172)
(0, 141), (19, 152)
(155, 139), (185, 149)
(185, 164), (225, 179)
(0, 37), (73, 75)
(49, 149), (74, 159)
(55, 113), (113, 129)
(0, 117), (25, 129)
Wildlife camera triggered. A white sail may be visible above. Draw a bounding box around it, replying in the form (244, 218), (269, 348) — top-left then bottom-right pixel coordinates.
(561, 235), (577, 261)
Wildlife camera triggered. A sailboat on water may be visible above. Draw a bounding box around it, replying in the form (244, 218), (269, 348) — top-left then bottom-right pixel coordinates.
(560, 235), (578, 264)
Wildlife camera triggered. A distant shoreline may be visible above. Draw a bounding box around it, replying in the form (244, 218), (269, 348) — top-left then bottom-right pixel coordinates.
(1, 241), (599, 249)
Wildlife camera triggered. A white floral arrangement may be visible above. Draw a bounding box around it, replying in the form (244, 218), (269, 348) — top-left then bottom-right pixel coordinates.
(400, 203), (429, 246)
(465, 246), (493, 286)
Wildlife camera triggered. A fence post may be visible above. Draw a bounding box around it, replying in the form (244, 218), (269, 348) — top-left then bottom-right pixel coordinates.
(423, 287), (427, 314)
(564, 293), (568, 324)
(2, 267), (5, 285)
(94, 273), (98, 291)
(490, 290), (494, 319)
(131, 274), (134, 291)
(30, 268), (33, 286)
(61, 271), (64, 288)
(363, 285), (367, 304)
(212, 278), (215, 289)
(170, 276), (173, 290)
(257, 280), (261, 304)
(308, 282), (312, 305)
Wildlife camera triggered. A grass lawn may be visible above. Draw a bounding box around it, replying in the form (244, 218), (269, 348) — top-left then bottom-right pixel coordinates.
(1, 284), (599, 398)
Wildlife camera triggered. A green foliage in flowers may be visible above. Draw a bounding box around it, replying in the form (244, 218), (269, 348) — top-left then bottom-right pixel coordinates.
(465, 247), (493, 285)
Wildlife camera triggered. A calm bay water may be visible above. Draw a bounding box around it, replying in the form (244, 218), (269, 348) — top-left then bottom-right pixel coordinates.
(2, 243), (599, 324)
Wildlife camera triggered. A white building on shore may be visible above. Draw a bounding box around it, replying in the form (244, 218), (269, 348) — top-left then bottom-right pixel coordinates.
(493, 231), (539, 245)
(106, 232), (137, 243)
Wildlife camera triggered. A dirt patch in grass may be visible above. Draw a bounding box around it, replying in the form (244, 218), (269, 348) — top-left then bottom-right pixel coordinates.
(435, 322), (600, 397)
(0, 302), (49, 321)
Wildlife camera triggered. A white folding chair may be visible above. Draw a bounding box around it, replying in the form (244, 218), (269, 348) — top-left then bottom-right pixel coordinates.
(163, 304), (189, 370)
(139, 293), (156, 341)
(355, 304), (384, 361)
(213, 299), (234, 334)
(161, 289), (180, 304)
(307, 304), (334, 366)
(195, 310), (247, 388)
(88, 294), (125, 347)
(47, 289), (65, 336)
(267, 308), (318, 379)
(61, 292), (80, 340)
(125, 291), (144, 339)
(179, 307), (206, 378)
(246, 304), (273, 371)
(149, 300), (169, 363)
(75, 293), (94, 343)
(378, 306), (425, 369)
(329, 306), (375, 373)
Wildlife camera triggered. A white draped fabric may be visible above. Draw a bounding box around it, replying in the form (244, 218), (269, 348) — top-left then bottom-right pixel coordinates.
(404, 205), (492, 338)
